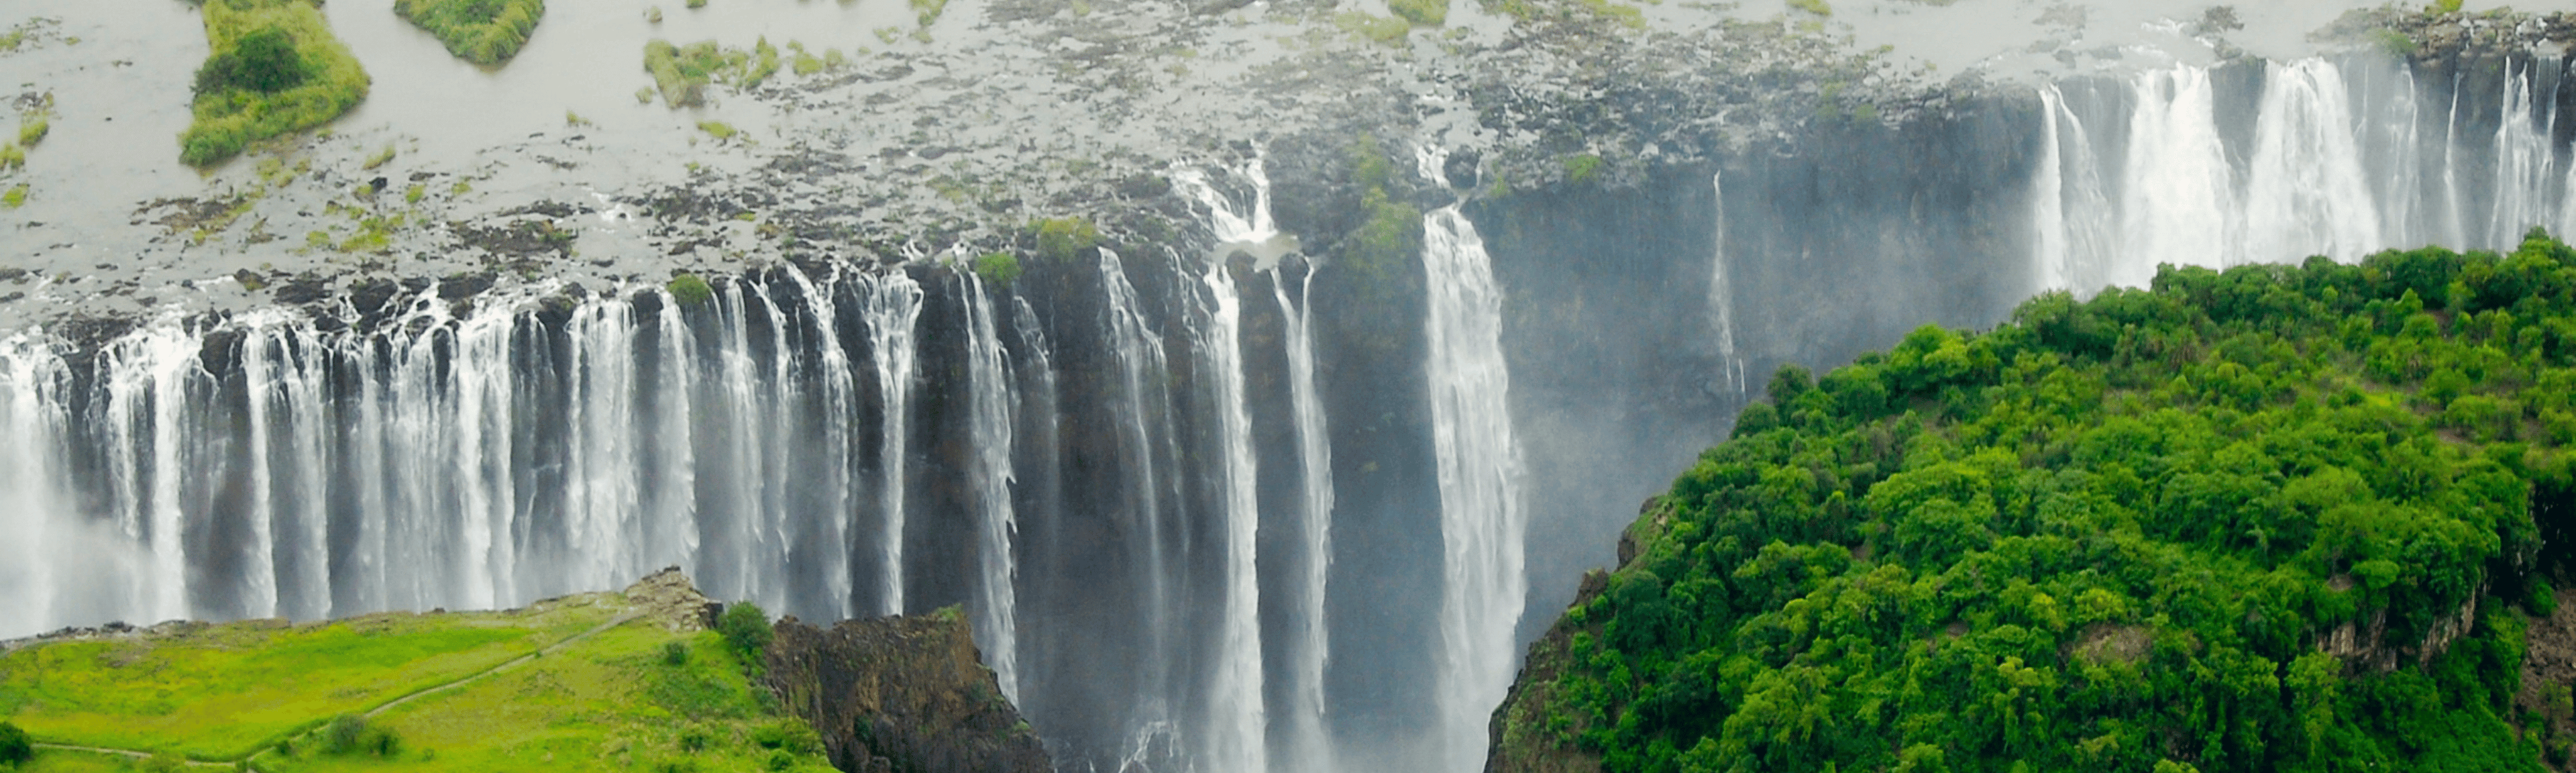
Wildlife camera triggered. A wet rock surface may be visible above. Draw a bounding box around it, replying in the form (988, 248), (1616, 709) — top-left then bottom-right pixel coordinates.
(763, 611), (1052, 773)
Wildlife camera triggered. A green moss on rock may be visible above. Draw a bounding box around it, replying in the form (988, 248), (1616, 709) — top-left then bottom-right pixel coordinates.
(669, 273), (715, 307)
(1030, 217), (1099, 261)
(975, 252), (1022, 286)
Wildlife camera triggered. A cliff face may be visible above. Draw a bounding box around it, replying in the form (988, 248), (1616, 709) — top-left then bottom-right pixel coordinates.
(763, 611), (1052, 773)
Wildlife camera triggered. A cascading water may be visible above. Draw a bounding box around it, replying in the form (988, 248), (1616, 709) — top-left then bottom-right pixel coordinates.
(1187, 252), (1267, 773)
(100, 321), (209, 623)
(1417, 146), (1528, 773)
(0, 333), (74, 628)
(23, 35), (2576, 773)
(0, 273), (957, 635)
(1174, 159), (1283, 773)
(962, 271), (1024, 702)
(1096, 245), (1185, 765)
(2118, 63), (2237, 284)
(2033, 87), (2069, 293)
(2489, 58), (2559, 249)
(1708, 170), (1745, 395)
(1269, 256), (1337, 773)
(2242, 58), (2379, 266)
(2033, 83), (2117, 295)
(861, 272), (925, 616)
(778, 267), (860, 620)
(2034, 54), (2576, 293)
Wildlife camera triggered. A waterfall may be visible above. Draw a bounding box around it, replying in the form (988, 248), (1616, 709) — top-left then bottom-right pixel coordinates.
(2491, 58), (2561, 247)
(1271, 257), (1337, 773)
(1173, 158), (1285, 772)
(239, 311), (339, 619)
(861, 271), (925, 615)
(2349, 57), (2427, 250)
(563, 299), (643, 603)
(962, 270), (1024, 702)
(1008, 294), (1062, 697)
(2118, 63), (2237, 284)
(2241, 58), (2381, 265)
(1709, 170), (1746, 394)
(2442, 72), (2469, 248)
(2031, 54), (2576, 286)
(2031, 89), (2070, 294)
(0, 270), (961, 637)
(705, 280), (778, 608)
(1098, 246), (1181, 748)
(1418, 146), (1528, 773)
(644, 293), (702, 592)
(1190, 248), (1268, 773)
(2029, 83), (2118, 295)
(99, 320), (205, 623)
(777, 267), (859, 620)
(0, 333), (71, 628)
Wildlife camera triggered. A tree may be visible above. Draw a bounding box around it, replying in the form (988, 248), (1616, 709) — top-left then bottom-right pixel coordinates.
(0, 720), (30, 768)
(193, 26), (309, 97)
(719, 601), (773, 657)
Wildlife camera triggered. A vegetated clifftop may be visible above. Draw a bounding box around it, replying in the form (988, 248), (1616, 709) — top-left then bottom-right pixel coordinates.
(1491, 231), (2576, 772)
(763, 609), (1051, 773)
(0, 568), (1051, 773)
(0, 568), (838, 772)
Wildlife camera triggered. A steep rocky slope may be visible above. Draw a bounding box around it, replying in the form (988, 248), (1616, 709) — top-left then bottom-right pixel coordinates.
(763, 610), (1051, 773)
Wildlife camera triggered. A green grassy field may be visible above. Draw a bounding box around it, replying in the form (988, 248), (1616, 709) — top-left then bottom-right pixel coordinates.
(1, 588), (830, 772)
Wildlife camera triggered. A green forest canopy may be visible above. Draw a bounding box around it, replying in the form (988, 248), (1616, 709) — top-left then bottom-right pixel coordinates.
(1513, 229), (2576, 773)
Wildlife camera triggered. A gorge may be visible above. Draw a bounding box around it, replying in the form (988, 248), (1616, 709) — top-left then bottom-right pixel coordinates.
(5, 2), (2576, 772)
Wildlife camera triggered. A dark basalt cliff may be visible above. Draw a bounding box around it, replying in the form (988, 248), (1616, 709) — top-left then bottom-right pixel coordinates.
(763, 611), (1053, 773)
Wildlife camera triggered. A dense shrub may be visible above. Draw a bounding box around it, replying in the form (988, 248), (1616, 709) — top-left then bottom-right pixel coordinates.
(975, 252), (1022, 286)
(667, 273), (715, 307)
(192, 26), (307, 96)
(1527, 231), (2576, 773)
(663, 639), (691, 666)
(0, 719), (29, 767)
(717, 601), (772, 657)
(1030, 217), (1100, 261)
(319, 714), (400, 758)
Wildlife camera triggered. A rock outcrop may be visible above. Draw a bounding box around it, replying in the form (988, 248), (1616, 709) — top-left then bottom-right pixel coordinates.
(763, 610), (1051, 773)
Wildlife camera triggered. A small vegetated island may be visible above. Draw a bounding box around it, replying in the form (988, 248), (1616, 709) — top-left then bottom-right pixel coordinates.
(393, 0), (543, 66)
(180, 0), (369, 166)
(1496, 231), (2576, 772)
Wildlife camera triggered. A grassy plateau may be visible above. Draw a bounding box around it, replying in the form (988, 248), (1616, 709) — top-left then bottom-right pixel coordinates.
(0, 584), (830, 772)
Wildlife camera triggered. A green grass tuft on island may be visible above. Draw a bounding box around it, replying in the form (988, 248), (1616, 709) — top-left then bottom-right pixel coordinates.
(1499, 230), (2576, 772)
(643, 38), (779, 108)
(179, 0), (370, 167)
(393, 0), (545, 66)
(0, 580), (832, 772)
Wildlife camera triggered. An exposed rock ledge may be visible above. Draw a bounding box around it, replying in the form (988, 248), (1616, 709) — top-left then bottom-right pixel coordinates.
(764, 609), (1051, 773)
